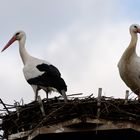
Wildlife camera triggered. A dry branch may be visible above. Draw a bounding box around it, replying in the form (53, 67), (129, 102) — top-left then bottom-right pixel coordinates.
(0, 95), (140, 139)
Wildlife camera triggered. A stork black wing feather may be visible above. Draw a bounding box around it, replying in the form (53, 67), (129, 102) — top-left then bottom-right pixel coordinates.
(36, 63), (61, 77)
(27, 73), (67, 93)
(27, 63), (67, 93)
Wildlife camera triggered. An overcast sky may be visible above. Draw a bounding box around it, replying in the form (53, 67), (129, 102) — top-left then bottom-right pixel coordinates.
(0, 0), (140, 104)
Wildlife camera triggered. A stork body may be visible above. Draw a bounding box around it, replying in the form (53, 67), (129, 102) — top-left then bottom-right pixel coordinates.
(1, 31), (67, 102)
(118, 24), (140, 99)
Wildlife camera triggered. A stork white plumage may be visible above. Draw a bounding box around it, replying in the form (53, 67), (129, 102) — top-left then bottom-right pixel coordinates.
(1, 31), (68, 102)
(118, 24), (140, 100)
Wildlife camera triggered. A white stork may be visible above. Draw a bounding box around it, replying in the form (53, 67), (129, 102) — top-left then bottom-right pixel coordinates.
(1, 31), (68, 102)
(118, 24), (140, 100)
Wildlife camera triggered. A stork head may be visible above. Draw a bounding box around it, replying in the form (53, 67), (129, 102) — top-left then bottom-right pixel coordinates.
(14, 31), (26, 41)
(1, 31), (26, 52)
(129, 24), (140, 34)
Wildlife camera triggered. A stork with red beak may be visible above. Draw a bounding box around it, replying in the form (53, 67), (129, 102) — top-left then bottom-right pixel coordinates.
(118, 24), (140, 100)
(1, 31), (68, 102)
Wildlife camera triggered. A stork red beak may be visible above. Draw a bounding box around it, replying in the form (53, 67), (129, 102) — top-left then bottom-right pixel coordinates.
(1, 36), (16, 52)
(137, 28), (140, 33)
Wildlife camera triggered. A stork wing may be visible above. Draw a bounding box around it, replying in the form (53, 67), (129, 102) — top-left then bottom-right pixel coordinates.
(36, 63), (61, 77)
(28, 63), (67, 92)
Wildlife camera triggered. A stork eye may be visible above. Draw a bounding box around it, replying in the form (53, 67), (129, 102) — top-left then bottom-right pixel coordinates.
(15, 32), (20, 36)
(134, 25), (137, 28)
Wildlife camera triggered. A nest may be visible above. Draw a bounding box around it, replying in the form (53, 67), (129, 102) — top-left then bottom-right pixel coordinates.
(0, 94), (140, 139)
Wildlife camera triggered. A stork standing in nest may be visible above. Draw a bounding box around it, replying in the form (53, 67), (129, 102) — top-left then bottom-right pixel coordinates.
(118, 24), (140, 100)
(1, 31), (68, 102)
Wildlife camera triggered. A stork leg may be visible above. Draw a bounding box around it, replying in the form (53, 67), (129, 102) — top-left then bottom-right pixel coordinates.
(35, 90), (39, 101)
(44, 90), (49, 101)
(32, 85), (39, 101)
(61, 90), (68, 103)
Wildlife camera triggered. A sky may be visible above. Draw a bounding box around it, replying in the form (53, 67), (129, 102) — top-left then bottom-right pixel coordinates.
(0, 0), (140, 105)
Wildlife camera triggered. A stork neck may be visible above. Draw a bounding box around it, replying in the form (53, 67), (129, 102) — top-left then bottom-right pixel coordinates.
(129, 32), (138, 50)
(19, 37), (30, 65)
(123, 32), (138, 60)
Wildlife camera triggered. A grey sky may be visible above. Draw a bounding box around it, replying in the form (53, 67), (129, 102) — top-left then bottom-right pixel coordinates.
(0, 0), (139, 104)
